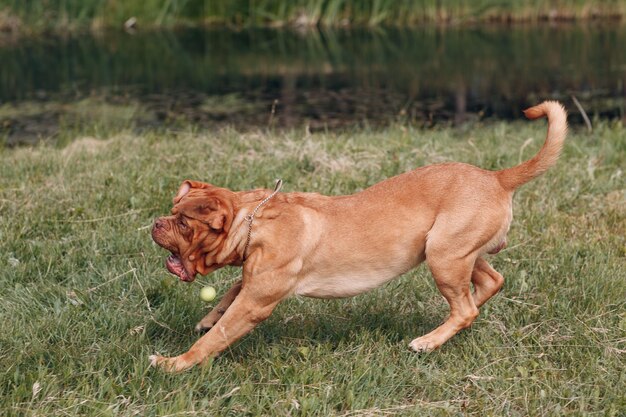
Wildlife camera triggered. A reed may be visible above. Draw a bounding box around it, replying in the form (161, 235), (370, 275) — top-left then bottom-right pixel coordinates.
(0, 0), (624, 32)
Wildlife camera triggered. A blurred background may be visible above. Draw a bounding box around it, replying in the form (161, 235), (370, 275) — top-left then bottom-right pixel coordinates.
(1, 0), (625, 146)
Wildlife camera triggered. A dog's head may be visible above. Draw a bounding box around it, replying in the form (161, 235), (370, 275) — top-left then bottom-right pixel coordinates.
(152, 180), (236, 282)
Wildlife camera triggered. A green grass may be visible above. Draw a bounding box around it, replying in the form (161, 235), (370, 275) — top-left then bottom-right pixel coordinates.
(0, 120), (624, 415)
(0, 0), (625, 32)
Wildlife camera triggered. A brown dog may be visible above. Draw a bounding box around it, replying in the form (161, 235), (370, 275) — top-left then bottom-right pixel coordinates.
(150, 101), (567, 372)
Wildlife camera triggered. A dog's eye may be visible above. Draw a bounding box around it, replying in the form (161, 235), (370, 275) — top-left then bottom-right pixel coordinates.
(178, 217), (188, 230)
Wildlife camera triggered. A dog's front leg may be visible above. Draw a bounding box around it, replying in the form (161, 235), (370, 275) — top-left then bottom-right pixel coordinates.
(150, 272), (290, 372)
(194, 279), (242, 332)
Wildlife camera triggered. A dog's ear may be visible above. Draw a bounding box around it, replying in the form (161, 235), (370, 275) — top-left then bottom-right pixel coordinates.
(173, 180), (210, 204)
(197, 197), (227, 231)
(177, 196), (233, 232)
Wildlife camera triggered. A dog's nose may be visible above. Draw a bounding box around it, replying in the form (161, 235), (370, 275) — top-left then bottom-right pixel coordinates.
(153, 218), (169, 231)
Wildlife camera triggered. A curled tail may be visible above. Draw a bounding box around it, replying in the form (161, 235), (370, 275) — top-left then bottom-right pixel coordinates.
(497, 101), (568, 191)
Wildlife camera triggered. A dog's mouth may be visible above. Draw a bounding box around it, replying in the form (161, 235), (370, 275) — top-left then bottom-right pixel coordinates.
(165, 254), (195, 282)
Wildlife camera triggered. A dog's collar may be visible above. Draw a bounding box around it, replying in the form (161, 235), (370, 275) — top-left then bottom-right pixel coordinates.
(242, 179), (283, 262)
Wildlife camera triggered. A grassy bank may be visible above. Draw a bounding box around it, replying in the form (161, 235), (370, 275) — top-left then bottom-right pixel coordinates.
(0, 0), (625, 33)
(1, 121), (625, 415)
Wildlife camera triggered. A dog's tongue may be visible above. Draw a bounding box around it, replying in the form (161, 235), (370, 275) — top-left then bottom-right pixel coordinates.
(166, 255), (192, 281)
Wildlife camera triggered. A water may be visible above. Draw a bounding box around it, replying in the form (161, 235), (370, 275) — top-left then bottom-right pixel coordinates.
(1, 25), (625, 145)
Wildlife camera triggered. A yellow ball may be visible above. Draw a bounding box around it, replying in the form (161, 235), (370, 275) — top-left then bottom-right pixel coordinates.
(199, 286), (216, 302)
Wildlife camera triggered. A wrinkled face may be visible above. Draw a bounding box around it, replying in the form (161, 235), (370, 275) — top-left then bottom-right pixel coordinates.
(151, 180), (235, 282)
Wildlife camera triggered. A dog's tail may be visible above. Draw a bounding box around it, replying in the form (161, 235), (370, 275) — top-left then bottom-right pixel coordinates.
(497, 101), (567, 191)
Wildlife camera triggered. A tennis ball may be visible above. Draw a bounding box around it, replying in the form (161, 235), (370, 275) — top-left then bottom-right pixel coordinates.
(199, 286), (216, 302)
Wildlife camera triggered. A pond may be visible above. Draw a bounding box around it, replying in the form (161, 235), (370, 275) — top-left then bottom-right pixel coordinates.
(1, 24), (625, 145)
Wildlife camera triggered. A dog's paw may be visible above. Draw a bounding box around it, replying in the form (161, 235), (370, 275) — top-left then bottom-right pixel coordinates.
(149, 354), (160, 367)
(194, 323), (209, 333)
(149, 353), (196, 372)
(409, 337), (437, 353)
(195, 309), (225, 333)
(194, 321), (216, 333)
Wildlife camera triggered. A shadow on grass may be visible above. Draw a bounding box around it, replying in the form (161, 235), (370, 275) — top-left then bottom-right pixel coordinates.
(144, 286), (445, 358)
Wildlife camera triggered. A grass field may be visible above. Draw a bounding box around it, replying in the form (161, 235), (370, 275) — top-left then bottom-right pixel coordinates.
(0, 119), (624, 415)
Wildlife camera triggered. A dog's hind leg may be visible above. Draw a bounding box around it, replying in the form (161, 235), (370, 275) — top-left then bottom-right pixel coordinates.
(195, 279), (242, 332)
(471, 258), (504, 308)
(410, 248), (479, 353)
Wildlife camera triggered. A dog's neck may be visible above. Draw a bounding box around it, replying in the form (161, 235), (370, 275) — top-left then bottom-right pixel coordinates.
(242, 180), (283, 262)
(208, 186), (282, 269)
